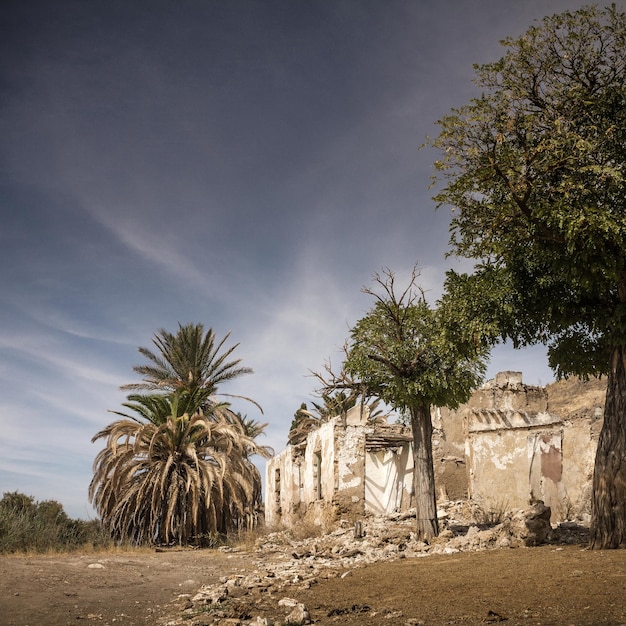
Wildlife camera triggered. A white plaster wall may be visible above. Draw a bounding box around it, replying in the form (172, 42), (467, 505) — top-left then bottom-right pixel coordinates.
(265, 449), (284, 526)
(336, 425), (365, 492)
(265, 419), (338, 527)
(365, 447), (413, 515)
(265, 446), (301, 526)
(302, 420), (336, 504)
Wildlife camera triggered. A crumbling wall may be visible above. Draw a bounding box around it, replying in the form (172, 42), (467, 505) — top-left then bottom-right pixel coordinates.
(266, 407), (370, 528)
(265, 445), (301, 527)
(464, 372), (565, 520)
(462, 372), (606, 523)
(333, 419), (367, 516)
(547, 376), (605, 520)
(432, 406), (468, 501)
(266, 373), (606, 528)
(265, 419), (337, 527)
(300, 420), (336, 523)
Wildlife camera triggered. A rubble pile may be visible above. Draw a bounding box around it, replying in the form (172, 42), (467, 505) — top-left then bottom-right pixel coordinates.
(165, 501), (588, 626)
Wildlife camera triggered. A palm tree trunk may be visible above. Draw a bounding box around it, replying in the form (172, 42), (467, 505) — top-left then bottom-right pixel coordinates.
(409, 403), (439, 541)
(590, 344), (626, 548)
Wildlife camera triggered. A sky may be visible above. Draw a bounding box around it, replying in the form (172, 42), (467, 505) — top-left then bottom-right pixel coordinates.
(1, 0), (616, 520)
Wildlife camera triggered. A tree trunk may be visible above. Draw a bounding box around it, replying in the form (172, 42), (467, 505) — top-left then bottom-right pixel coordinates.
(409, 403), (439, 541)
(590, 344), (626, 548)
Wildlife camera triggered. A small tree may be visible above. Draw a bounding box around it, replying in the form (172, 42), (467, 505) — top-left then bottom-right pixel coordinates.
(341, 266), (489, 540)
(430, 5), (626, 548)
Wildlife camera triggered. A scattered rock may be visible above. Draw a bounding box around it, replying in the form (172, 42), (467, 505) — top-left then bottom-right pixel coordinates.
(484, 609), (507, 622)
(327, 604), (371, 616)
(523, 501), (553, 546)
(164, 500), (585, 625)
(284, 602), (311, 625)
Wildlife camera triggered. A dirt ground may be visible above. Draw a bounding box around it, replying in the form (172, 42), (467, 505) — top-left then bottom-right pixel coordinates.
(1, 543), (625, 626)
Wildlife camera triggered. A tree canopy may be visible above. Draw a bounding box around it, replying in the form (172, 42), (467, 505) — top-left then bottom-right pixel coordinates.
(431, 5), (626, 548)
(345, 267), (488, 411)
(432, 4), (626, 376)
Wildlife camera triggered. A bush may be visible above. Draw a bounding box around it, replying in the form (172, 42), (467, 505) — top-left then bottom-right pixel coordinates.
(0, 491), (112, 553)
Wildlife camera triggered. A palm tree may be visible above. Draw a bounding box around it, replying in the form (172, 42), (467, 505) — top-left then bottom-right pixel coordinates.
(122, 324), (258, 408)
(288, 393), (389, 446)
(89, 390), (270, 545)
(226, 412), (273, 456)
(90, 324), (268, 544)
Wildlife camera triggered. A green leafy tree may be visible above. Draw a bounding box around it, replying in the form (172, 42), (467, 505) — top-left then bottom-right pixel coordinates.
(342, 267), (489, 540)
(0, 492), (110, 553)
(431, 5), (626, 548)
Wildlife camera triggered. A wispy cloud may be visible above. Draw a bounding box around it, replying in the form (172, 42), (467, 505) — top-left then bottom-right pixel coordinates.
(1, 0), (593, 518)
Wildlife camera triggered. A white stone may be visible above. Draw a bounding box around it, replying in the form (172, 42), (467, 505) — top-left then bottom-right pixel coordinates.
(284, 603), (311, 625)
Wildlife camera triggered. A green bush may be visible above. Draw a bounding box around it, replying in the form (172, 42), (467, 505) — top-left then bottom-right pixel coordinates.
(0, 491), (112, 553)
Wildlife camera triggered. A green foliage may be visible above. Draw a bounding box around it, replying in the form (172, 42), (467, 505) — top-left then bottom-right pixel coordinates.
(431, 5), (626, 378)
(337, 266), (489, 540)
(344, 266), (489, 412)
(430, 5), (626, 548)
(0, 491), (111, 553)
(124, 323), (252, 394)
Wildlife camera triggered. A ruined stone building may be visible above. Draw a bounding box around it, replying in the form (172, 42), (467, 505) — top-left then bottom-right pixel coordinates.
(265, 372), (606, 527)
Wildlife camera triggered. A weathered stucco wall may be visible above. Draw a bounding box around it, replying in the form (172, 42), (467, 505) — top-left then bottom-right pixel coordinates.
(265, 419), (336, 527)
(463, 372), (564, 519)
(266, 373), (607, 528)
(448, 372), (605, 523)
(432, 406), (469, 501)
(333, 419), (367, 515)
(547, 376), (605, 520)
(265, 406), (371, 527)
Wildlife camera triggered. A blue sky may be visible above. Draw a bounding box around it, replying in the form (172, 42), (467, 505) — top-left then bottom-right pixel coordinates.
(0, 0), (611, 519)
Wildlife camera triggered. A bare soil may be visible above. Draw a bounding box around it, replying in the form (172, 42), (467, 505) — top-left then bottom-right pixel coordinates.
(1, 543), (625, 626)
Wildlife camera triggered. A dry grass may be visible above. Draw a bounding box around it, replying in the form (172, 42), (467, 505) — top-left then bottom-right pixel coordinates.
(471, 498), (510, 525)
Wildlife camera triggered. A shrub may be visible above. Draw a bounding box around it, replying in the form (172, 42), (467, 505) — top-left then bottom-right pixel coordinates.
(0, 491), (112, 553)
